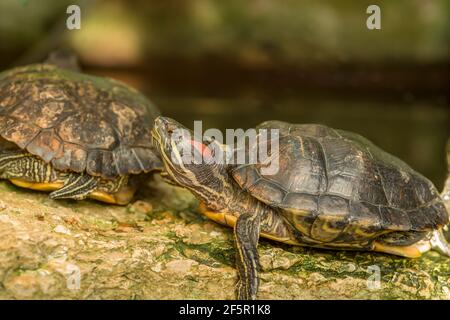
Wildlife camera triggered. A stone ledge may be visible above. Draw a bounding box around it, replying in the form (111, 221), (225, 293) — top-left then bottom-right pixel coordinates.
(0, 176), (449, 299)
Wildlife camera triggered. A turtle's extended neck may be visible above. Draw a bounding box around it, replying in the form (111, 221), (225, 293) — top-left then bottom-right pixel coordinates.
(194, 165), (298, 244)
(192, 164), (266, 218)
(184, 164), (235, 212)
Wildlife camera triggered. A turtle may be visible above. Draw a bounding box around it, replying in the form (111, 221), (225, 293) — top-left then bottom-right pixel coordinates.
(151, 116), (450, 300)
(0, 63), (162, 205)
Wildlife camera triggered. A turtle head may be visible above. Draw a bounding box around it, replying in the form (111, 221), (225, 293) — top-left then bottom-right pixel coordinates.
(152, 117), (229, 201)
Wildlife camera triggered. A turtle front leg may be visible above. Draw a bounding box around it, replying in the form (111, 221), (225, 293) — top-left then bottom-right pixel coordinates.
(234, 209), (262, 300)
(49, 173), (99, 200)
(0, 151), (98, 201)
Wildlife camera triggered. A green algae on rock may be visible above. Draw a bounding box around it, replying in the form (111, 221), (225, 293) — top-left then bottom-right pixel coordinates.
(0, 175), (449, 299)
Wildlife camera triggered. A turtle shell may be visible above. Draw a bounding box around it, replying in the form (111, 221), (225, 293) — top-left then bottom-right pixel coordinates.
(0, 64), (161, 179)
(232, 121), (448, 243)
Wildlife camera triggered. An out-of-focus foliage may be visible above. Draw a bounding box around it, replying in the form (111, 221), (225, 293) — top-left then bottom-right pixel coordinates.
(71, 0), (450, 66)
(1, 0), (449, 67)
(0, 0), (78, 67)
(70, 1), (143, 67)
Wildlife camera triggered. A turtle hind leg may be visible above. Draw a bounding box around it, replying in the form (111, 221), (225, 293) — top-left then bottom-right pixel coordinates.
(234, 211), (262, 300)
(373, 231), (432, 258)
(374, 229), (450, 258)
(49, 173), (99, 201)
(430, 229), (450, 257)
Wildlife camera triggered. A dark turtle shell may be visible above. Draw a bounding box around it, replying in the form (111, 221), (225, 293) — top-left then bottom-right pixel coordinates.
(0, 64), (162, 179)
(232, 121), (448, 243)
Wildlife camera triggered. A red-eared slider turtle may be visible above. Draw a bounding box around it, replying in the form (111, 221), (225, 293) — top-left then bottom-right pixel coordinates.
(0, 63), (162, 205)
(152, 117), (450, 300)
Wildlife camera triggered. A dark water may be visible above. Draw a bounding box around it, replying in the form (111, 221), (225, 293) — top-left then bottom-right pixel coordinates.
(156, 96), (449, 189)
(91, 69), (449, 190)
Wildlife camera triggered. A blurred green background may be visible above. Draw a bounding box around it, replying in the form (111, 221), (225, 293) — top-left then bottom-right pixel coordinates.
(0, 0), (449, 187)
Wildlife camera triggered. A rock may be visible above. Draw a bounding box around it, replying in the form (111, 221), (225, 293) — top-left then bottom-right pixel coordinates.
(0, 175), (449, 300)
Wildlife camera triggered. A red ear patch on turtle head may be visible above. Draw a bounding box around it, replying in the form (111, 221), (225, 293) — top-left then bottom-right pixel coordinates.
(188, 139), (213, 160)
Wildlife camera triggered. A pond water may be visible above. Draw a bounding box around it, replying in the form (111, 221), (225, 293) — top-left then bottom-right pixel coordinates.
(92, 68), (449, 190)
(158, 97), (448, 188)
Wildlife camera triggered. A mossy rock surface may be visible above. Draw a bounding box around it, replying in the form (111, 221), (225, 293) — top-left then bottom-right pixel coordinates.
(0, 176), (449, 300)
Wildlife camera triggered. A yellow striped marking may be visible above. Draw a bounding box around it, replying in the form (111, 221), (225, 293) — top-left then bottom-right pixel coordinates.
(198, 202), (299, 245)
